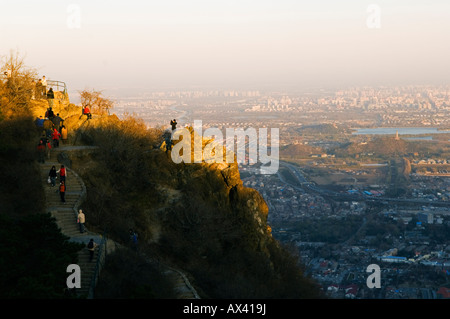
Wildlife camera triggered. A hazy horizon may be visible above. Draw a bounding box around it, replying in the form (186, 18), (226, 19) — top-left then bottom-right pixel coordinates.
(2, 0), (450, 94)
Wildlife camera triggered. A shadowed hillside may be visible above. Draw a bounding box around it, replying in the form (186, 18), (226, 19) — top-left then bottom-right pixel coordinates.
(0, 53), (83, 298)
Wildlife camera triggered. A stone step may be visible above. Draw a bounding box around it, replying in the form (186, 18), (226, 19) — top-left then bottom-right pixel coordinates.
(47, 200), (79, 204)
(47, 201), (77, 206)
(54, 218), (78, 225)
(46, 192), (80, 197)
(55, 219), (78, 227)
(47, 194), (80, 198)
(42, 176), (82, 181)
(43, 184), (81, 187)
(46, 192), (81, 196)
(51, 212), (75, 217)
(42, 177), (82, 183)
(55, 218), (78, 225)
(78, 254), (99, 264)
(54, 218), (77, 224)
(46, 206), (73, 212)
(63, 231), (83, 238)
(51, 211), (76, 217)
(55, 219), (78, 226)
(42, 183), (82, 189)
(55, 221), (78, 229)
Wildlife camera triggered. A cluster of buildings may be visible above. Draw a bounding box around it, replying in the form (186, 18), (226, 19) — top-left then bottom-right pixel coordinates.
(242, 172), (334, 221)
(413, 158), (450, 166)
(240, 163), (450, 299)
(409, 174), (450, 202)
(298, 225), (450, 299)
(241, 86), (450, 127)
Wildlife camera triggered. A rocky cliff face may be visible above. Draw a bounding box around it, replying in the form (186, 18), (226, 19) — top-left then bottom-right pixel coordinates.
(175, 158), (271, 248)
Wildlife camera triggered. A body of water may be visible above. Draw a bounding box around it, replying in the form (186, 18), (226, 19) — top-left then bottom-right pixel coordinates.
(352, 127), (450, 136)
(404, 136), (434, 141)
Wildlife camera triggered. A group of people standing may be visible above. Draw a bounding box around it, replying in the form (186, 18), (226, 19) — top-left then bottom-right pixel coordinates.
(34, 76), (51, 100)
(35, 107), (67, 163)
(47, 164), (67, 203)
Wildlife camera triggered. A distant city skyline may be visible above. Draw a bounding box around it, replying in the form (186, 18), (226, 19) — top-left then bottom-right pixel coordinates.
(1, 0), (450, 93)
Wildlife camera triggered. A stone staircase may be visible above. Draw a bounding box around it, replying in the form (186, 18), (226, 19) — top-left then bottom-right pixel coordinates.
(164, 268), (201, 299)
(40, 141), (200, 299)
(39, 144), (101, 298)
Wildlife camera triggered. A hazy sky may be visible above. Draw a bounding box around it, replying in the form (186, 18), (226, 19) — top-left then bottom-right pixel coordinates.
(1, 0), (450, 93)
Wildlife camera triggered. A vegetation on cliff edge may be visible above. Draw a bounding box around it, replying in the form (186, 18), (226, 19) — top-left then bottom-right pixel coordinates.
(76, 117), (323, 298)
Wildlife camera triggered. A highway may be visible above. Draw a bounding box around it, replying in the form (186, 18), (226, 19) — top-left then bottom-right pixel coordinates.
(279, 161), (450, 208)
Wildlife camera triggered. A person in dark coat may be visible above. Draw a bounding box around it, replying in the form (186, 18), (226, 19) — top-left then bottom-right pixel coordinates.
(47, 88), (54, 99)
(52, 113), (63, 132)
(48, 165), (57, 187)
(87, 239), (98, 262)
(170, 119), (177, 130)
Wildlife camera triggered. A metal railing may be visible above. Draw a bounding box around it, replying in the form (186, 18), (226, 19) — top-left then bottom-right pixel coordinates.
(1, 74), (68, 94)
(2, 74), (69, 101)
(87, 230), (108, 299)
(34, 78), (69, 102)
(45, 79), (67, 95)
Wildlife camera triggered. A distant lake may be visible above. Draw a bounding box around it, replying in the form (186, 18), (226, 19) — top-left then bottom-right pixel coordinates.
(352, 127), (450, 136)
(404, 136), (434, 141)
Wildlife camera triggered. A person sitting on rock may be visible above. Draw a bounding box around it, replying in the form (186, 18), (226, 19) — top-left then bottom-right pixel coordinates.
(83, 105), (92, 119)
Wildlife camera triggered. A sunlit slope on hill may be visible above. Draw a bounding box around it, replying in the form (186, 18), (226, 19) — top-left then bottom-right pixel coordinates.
(62, 114), (323, 299)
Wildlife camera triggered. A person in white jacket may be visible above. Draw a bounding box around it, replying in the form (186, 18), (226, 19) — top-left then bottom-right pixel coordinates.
(77, 209), (86, 233)
(41, 76), (47, 98)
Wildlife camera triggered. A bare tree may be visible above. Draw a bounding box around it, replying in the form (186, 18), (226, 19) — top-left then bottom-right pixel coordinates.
(0, 50), (38, 117)
(79, 89), (114, 115)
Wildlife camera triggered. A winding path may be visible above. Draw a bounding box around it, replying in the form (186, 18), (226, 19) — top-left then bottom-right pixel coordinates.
(39, 142), (200, 299)
(39, 144), (104, 297)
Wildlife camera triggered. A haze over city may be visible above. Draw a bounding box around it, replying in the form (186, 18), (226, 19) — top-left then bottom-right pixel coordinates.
(1, 0), (450, 93)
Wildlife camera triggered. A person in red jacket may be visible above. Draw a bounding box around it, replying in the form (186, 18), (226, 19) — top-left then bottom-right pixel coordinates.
(57, 165), (66, 183)
(51, 128), (61, 148)
(59, 181), (66, 203)
(83, 105), (92, 119)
